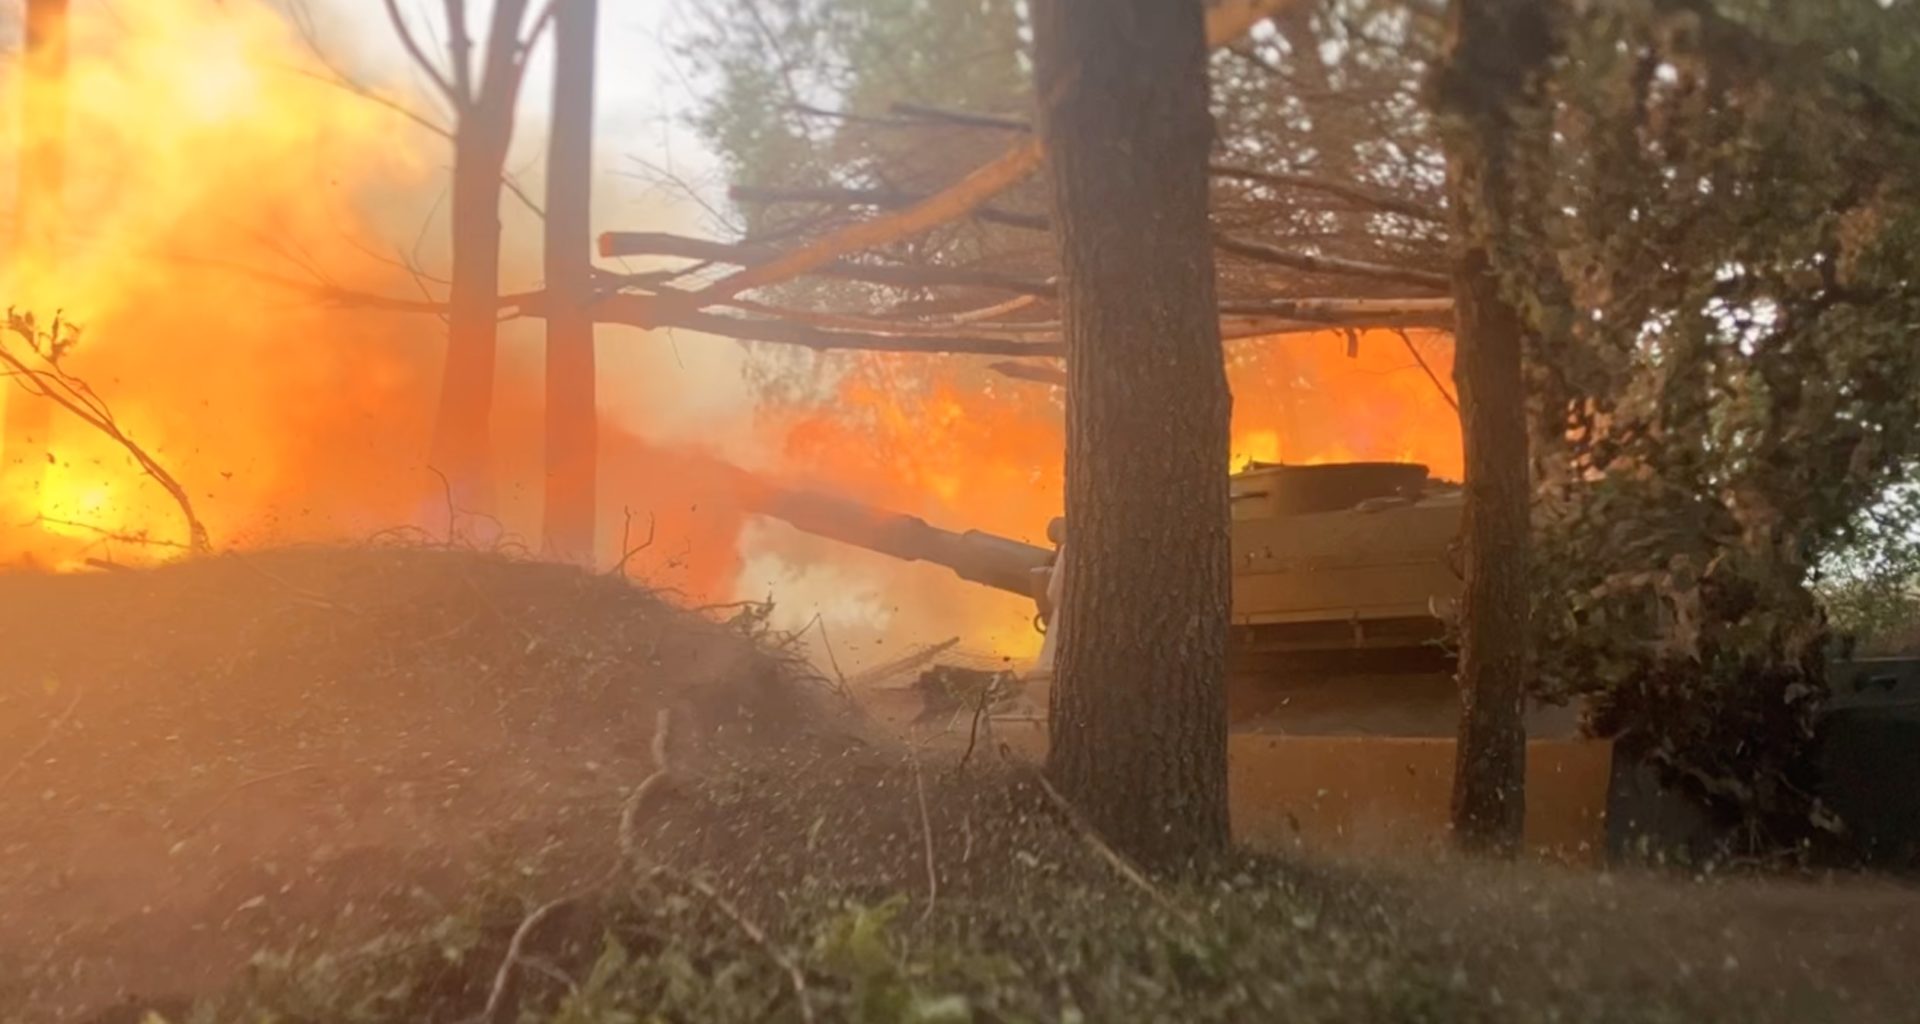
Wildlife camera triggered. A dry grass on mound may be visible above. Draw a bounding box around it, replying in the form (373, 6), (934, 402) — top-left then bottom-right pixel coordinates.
(4, 547), (1920, 1024)
(0, 546), (847, 1022)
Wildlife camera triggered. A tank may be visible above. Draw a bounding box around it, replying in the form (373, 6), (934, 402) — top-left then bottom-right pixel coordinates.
(745, 462), (1916, 867)
(748, 461), (1505, 733)
(747, 461), (1613, 858)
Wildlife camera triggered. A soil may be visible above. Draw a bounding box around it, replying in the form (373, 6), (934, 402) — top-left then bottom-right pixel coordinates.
(2, 547), (1918, 1023)
(0, 546), (838, 1022)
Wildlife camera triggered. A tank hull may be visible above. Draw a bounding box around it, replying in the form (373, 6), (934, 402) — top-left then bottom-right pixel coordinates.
(1005, 646), (1613, 861)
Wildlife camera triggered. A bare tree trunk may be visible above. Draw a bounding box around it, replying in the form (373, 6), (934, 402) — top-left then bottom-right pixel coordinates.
(1436, 0), (1555, 856)
(1035, 0), (1233, 869)
(3, 0), (67, 503)
(541, 0), (598, 563)
(420, 0), (532, 516)
(429, 128), (508, 514)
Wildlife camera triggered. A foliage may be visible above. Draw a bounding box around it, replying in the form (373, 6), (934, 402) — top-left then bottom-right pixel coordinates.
(1503, 0), (1920, 840)
(1815, 481), (1920, 653)
(672, 0), (1452, 410)
(672, 0), (1034, 407)
(163, 752), (1920, 1024)
(674, 0), (1920, 847)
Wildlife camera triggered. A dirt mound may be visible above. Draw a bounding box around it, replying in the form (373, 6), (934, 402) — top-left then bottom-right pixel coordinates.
(0, 547), (842, 1022)
(7, 547), (1920, 1024)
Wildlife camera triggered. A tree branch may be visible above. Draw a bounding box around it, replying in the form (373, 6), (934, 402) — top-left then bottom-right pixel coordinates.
(1217, 295), (1454, 324)
(686, 140), (1047, 306)
(2, 313), (211, 554)
(444, 0), (474, 103)
(987, 360), (1068, 386)
(889, 101), (1029, 131)
(729, 184), (1049, 232)
(1213, 232), (1452, 290)
(597, 232), (1056, 296)
(671, 0), (1301, 308)
(520, 0), (559, 55)
(588, 297), (1065, 357)
(877, 104), (1437, 221)
(1210, 163), (1441, 221)
(1394, 327), (1458, 411)
(382, 0), (460, 109)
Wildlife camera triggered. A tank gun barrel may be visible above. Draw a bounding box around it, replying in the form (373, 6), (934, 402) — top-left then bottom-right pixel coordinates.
(750, 486), (1052, 601)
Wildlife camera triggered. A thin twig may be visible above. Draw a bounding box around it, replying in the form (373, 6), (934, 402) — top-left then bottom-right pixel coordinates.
(955, 675), (1000, 777)
(2, 313), (211, 553)
(607, 704), (815, 1023)
(426, 465), (460, 543)
(689, 599), (774, 616)
(519, 0), (559, 56)
(471, 709), (670, 1023)
(676, 873), (816, 1024)
(284, 65), (451, 139)
(1395, 328), (1460, 412)
(476, 896), (575, 1024)
(910, 749), (939, 924)
(844, 637), (961, 689)
(0, 689), (82, 793)
(31, 516), (192, 550)
(811, 617), (854, 704)
(1021, 756), (1201, 930)
(381, 0), (461, 108)
(606, 507), (657, 578)
(617, 709), (675, 865)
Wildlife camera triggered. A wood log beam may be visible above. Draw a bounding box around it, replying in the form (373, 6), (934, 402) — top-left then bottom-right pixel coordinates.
(598, 231), (1055, 296)
(728, 184), (1050, 232)
(1213, 232), (1453, 290)
(607, 227), (1454, 297)
(666, 0), (1304, 308)
(584, 295), (1066, 357)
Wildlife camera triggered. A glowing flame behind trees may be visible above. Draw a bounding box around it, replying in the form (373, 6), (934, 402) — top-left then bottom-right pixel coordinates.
(0, 0), (445, 560)
(678, 0), (1464, 502)
(0, 0), (1462, 672)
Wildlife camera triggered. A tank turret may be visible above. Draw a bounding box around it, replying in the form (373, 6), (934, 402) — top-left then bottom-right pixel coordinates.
(746, 460), (1466, 681)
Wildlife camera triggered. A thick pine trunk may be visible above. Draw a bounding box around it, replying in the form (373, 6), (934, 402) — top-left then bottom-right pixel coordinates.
(1446, 243), (1530, 854)
(1034, 0), (1233, 869)
(1437, 0), (1554, 856)
(541, 0), (599, 563)
(428, 127), (508, 517)
(3, 0), (68, 503)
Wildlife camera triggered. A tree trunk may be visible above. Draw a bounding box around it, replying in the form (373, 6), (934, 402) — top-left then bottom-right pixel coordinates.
(3, 0), (68, 504)
(427, 122), (509, 518)
(1034, 0), (1233, 869)
(421, 0), (531, 522)
(541, 0), (599, 563)
(1436, 0), (1555, 856)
